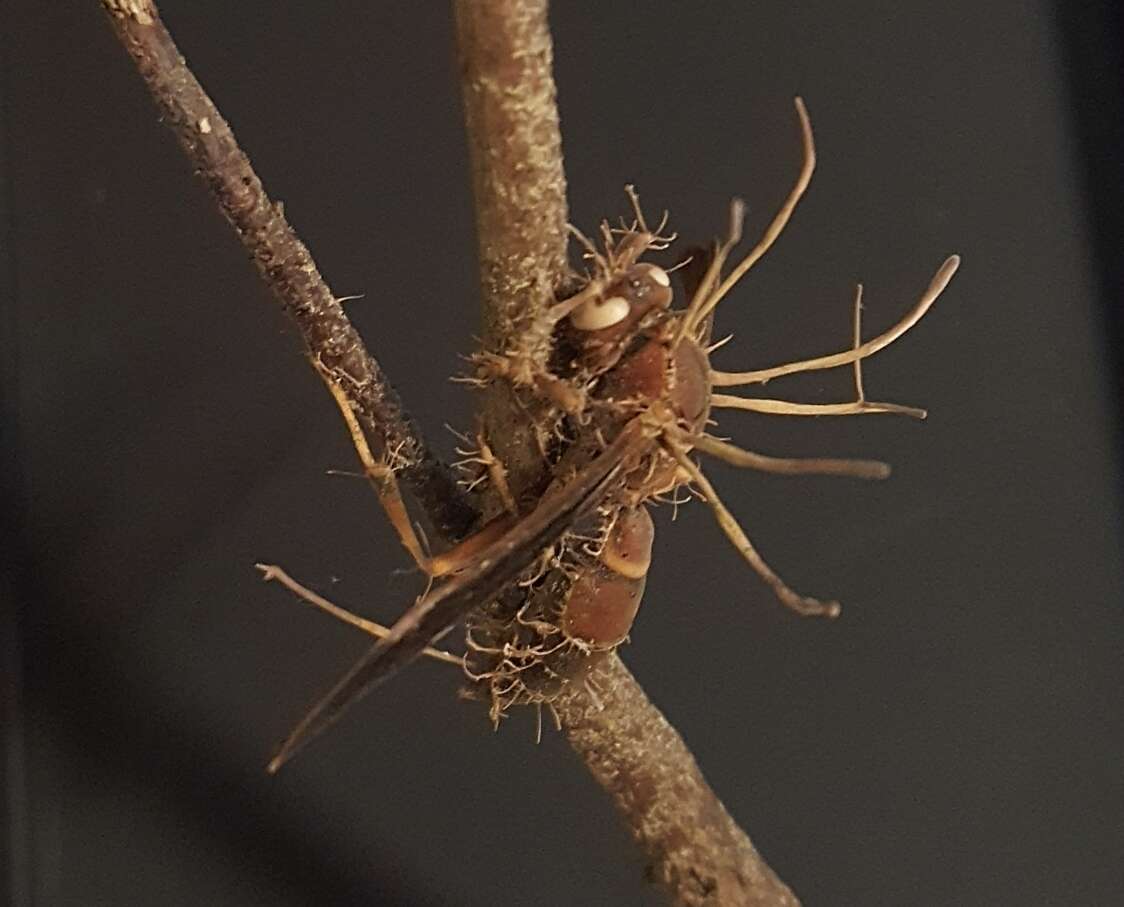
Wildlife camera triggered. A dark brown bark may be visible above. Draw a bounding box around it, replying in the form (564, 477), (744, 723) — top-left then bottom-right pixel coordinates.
(100, 0), (477, 542)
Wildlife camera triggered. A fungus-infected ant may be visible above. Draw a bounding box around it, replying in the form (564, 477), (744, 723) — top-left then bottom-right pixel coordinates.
(263, 98), (959, 769)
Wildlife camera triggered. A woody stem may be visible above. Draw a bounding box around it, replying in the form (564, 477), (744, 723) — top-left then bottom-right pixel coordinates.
(454, 1), (800, 904)
(99, 0), (477, 542)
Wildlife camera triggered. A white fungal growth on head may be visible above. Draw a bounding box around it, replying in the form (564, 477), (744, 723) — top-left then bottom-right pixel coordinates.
(639, 264), (670, 287)
(571, 295), (631, 331)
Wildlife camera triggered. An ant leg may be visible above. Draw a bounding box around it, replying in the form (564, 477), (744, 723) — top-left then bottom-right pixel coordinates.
(453, 427), (518, 515)
(711, 255), (959, 386)
(710, 267), (957, 418)
(711, 393), (927, 419)
(674, 199), (746, 346)
(255, 564), (464, 667)
(476, 432), (517, 514)
(662, 439), (840, 618)
(689, 431), (891, 480)
(316, 362), (432, 569)
(680, 97), (816, 340)
(316, 362), (514, 576)
(851, 282), (868, 403)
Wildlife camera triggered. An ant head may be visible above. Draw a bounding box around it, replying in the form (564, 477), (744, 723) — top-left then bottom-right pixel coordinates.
(566, 186), (676, 335)
(569, 261), (672, 333)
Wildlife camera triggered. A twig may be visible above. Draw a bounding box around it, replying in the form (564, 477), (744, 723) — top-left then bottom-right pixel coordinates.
(254, 564), (465, 668)
(99, 0), (477, 542)
(453, 2), (801, 904)
(555, 655), (800, 907)
(453, 0), (570, 496)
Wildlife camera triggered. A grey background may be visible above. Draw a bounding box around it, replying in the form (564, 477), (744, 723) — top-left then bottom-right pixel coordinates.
(4, 2), (1122, 905)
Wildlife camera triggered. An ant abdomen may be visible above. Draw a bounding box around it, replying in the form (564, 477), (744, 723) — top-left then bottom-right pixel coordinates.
(561, 506), (654, 649)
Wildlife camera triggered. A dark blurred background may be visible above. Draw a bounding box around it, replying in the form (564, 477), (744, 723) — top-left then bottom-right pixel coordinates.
(3, 2), (1122, 905)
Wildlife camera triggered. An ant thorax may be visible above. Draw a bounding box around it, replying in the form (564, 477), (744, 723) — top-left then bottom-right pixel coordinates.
(549, 216), (715, 503)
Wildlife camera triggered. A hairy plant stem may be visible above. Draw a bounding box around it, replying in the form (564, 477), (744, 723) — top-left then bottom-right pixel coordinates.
(453, 0), (570, 499)
(453, 2), (800, 904)
(555, 655), (800, 907)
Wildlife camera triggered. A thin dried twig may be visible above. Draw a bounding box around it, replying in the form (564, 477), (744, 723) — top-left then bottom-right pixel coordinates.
(99, 0), (477, 542)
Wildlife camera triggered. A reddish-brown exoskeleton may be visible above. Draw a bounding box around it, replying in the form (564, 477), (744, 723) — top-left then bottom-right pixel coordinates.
(261, 98), (960, 770)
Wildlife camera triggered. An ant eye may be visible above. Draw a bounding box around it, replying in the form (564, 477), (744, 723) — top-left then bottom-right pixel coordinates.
(571, 295), (631, 331)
